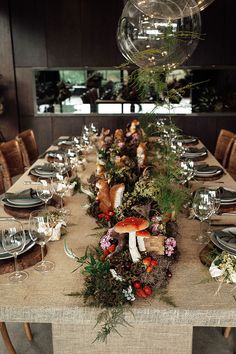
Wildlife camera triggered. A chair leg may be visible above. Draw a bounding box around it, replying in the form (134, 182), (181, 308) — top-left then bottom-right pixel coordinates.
(23, 322), (33, 341)
(0, 322), (16, 354)
(224, 327), (232, 338)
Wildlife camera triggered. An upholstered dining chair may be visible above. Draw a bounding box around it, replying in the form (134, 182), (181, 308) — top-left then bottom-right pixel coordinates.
(0, 167), (6, 195)
(226, 140), (236, 180)
(16, 129), (39, 165)
(0, 322), (33, 354)
(0, 139), (25, 190)
(214, 129), (236, 166)
(16, 136), (31, 169)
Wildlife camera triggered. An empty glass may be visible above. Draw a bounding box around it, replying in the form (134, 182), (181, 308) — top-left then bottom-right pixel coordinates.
(1, 219), (28, 282)
(36, 179), (53, 209)
(29, 210), (55, 272)
(192, 188), (215, 244)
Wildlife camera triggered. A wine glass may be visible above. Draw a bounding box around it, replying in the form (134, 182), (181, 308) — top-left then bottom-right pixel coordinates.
(36, 179), (53, 209)
(1, 219), (28, 282)
(208, 187), (221, 215)
(29, 210), (55, 272)
(52, 152), (68, 174)
(52, 173), (71, 221)
(207, 186), (221, 232)
(192, 188), (215, 244)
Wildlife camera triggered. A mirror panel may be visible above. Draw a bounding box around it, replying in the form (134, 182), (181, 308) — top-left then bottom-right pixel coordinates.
(34, 68), (236, 115)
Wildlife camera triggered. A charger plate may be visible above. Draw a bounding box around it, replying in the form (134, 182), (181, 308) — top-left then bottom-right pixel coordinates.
(0, 244), (47, 275)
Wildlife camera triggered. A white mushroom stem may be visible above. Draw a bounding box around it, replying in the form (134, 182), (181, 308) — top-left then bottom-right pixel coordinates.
(137, 237), (146, 252)
(129, 231), (141, 263)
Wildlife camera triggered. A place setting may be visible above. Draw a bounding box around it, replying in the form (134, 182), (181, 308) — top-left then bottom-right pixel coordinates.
(176, 135), (199, 146)
(29, 162), (71, 181)
(194, 163), (224, 181)
(182, 146), (208, 161)
(0, 211), (59, 279)
(209, 227), (236, 256)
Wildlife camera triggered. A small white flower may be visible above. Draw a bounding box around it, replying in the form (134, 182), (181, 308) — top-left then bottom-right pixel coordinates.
(229, 272), (236, 284)
(122, 287), (135, 302)
(110, 269), (124, 282)
(209, 264), (224, 278)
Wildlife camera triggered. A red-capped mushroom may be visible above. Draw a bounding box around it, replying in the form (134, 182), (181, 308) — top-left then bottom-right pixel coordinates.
(136, 230), (151, 252)
(114, 217), (149, 262)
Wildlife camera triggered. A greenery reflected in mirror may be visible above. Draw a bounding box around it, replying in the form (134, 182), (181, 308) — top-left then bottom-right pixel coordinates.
(34, 68), (236, 115)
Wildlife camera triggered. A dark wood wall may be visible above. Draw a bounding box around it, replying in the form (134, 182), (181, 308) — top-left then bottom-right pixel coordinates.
(0, 0), (236, 153)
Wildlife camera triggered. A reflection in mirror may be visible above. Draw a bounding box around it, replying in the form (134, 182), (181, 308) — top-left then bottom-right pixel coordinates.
(34, 68), (236, 115)
(34, 68), (193, 115)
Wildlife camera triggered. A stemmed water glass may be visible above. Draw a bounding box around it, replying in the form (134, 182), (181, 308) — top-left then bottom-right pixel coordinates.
(36, 179), (54, 209)
(29, 210), (55, 272)
(207, 186), (221, 232)
(1, 219), (28, 282)
(52, 173), (71, 221)
(192, 188), (215, 244)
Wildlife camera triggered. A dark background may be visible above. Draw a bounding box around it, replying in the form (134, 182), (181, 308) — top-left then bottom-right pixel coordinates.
(0, 0), (236, 152)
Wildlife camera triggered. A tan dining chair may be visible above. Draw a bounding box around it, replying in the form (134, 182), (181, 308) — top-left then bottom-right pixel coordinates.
(214, 129), (236, 166)
(0, 322), (33, 354)
(16, 129), (39, 165)
(227, 140), (236, 180)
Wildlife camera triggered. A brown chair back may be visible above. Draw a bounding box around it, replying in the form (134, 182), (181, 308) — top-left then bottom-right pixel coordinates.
(0, 139), (25, 183)
(227, 140), (236, 180)
(221, 137), (235, 168)
(16, 136), (31, 169)
(17, 129), (39, 164)
(214, 129), (236, 165)
(0, 167), (6, 194)
(0, 150), (12, 189)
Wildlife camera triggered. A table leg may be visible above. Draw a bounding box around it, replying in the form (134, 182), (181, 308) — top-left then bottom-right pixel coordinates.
(52, 323), (193, 354)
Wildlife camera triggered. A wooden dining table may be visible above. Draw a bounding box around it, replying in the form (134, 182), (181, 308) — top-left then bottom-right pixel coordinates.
(0, 140), (236, 354)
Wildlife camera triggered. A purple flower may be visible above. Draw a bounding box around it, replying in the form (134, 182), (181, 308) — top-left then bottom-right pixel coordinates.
(150, 223), (160, 235)
(100, 228), (113, 250)
(165, 237), (176, 247)
(165, 237), (176, 257)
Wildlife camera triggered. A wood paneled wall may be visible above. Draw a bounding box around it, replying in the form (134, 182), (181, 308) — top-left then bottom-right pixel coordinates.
(0, 0), (236, 153)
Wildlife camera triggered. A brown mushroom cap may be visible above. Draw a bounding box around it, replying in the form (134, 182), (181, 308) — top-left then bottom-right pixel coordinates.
(136, 230), (151, 238)
(114, 217), (149, 233)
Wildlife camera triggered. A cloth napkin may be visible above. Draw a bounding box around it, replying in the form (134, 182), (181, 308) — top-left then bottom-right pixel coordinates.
(35, 164), (56, 173)
(4, 188), (38, 200)
(195, 165), (220, 175)
(187, 147), (207, 154)
(214, 230), (236, 249)
(219, 188), (236, 201)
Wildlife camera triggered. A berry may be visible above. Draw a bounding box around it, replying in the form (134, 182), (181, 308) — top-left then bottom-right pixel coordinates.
(133, 281), (141, 289)
(151, 260), (158, 266)
(107, 244), (116, 253)
(167, 271), (172, 278)
(143, 257), (151, 267)
(136, 289), (147, 298)
(146, 266), (153, 273)
(103, 249), (110, 256)
(143, 286), (153, 295)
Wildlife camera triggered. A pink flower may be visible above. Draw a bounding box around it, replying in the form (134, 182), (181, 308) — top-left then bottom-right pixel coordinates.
(100, 228), (113, 250)
(165, 237), (176, 248)
(165, 237), (176, 257)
